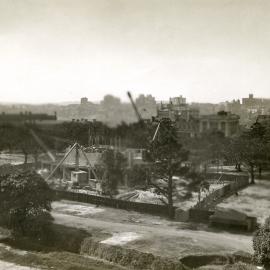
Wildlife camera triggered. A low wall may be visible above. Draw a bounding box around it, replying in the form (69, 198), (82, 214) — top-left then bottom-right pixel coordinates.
(55, 190), (174, 217)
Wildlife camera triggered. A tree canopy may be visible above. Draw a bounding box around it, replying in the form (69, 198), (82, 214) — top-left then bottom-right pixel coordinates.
(96, 149), (127, 196)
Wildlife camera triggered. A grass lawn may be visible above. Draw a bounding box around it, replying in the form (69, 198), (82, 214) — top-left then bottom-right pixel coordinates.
(0, 244), (126, 270)
(218, 180), (270, 224)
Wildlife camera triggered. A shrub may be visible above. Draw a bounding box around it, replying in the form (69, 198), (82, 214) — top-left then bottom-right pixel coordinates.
(253, 217), (270, 266)
(0, 168), (54, 239)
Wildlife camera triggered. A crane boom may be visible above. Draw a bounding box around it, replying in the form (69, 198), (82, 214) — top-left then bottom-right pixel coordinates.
(127, 91), (143, 123)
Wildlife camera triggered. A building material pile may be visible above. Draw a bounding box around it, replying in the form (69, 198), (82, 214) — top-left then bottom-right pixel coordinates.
(116, 190), (167, 205)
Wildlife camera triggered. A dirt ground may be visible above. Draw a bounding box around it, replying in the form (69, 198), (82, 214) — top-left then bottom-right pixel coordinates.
(52, 200), (253, 259)
(218, 179), (270, 224)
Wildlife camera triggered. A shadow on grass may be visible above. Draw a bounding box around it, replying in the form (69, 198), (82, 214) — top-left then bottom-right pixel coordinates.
(0, 224), (91, 253)
(171, 221), (254, 236)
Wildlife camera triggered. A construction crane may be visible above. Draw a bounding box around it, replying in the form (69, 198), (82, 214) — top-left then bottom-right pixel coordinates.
(127, 91), (177, 143)
(45, 142), (98, 181)
(127, 91), (144, 124)
(127, 91), (161, 142)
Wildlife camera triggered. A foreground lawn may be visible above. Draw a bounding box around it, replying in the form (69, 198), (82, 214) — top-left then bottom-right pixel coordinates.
(0, 244), (125, 270)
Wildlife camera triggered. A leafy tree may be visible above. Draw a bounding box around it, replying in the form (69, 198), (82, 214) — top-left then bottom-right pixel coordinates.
(186, 130), (228, 173)
(0, 123), (18, 152)
(253, 217), (270, 266)
(226, 123), (269, 184)
(146, 118), (189, 219)
(248, 122), (270, 177)
(97, 149), (127, 196)
(230, 136), (260, 184)
(0, 167), (54, 238)
(0, 124), (45, 164)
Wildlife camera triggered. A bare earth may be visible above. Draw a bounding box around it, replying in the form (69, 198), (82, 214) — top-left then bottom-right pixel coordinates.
(52, 200), (253, 258)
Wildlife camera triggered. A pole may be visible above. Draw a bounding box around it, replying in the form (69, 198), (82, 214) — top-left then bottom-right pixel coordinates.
(46, 143), (77, 181)
(75, 143), (79, 171)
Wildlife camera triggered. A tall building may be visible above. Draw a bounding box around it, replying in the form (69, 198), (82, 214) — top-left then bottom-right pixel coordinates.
(157, 95), (200, 137)
(135, 94), (157, 120)
(242, 94), (270, 113)
(80, 97), (89, 105)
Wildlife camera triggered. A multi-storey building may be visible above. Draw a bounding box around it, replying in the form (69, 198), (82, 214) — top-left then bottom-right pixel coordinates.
(242, 94), (270, 114)
(157, 95), (200, 137)
(199, 111), (240, 137)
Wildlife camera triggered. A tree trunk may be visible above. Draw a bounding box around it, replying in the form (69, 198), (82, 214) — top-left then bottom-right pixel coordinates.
(250, 164), (255, 184)
(258, 165), (262, 179)
(167, 175), (174, 219)
(204, 163), (207, 174)
(34, 151), (39, 169)
(235, 163), (242, 172)
(23, 151), (28, 164)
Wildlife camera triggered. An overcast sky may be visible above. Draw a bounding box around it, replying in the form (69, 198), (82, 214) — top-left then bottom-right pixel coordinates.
(0, 0), (270, 104)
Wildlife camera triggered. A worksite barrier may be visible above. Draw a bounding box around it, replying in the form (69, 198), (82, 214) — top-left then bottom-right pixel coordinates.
(55, 190), (174, 217)
(204, 172), (249, 183)
(193, 173), (249, 210)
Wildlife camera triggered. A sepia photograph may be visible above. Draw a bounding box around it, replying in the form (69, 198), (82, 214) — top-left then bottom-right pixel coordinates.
(0, 0), (270, 269)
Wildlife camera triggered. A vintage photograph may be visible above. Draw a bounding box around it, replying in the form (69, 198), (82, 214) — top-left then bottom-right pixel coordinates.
(0, 0), (270, 269)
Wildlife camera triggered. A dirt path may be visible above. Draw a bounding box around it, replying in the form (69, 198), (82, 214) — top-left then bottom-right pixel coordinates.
(52, 202), (253, 258)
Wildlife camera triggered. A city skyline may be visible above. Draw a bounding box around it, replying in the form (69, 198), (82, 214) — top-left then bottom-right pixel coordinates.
(0, 92), (269, 106)
(1, 0), (270, 103)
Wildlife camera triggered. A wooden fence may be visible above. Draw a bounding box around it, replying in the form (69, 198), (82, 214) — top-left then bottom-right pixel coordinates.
(193, 173), (249, 210)
(55, 190), (174, 217)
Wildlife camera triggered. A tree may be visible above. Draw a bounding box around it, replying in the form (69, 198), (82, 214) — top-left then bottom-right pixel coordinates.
(0, 167), (54, 238)
(97, 149), (127, 196)
(146, 118), (189, 219)
(253, 217), (270, 266)
(186, 130), (228, 173)
(126, 165), (149, 188)
(231, 136), (258, 184)
(0, 123), (18, 152)
(249, 122), (270, 178)
(226, 123), (269, 184)
(0, 124), (45, 165)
